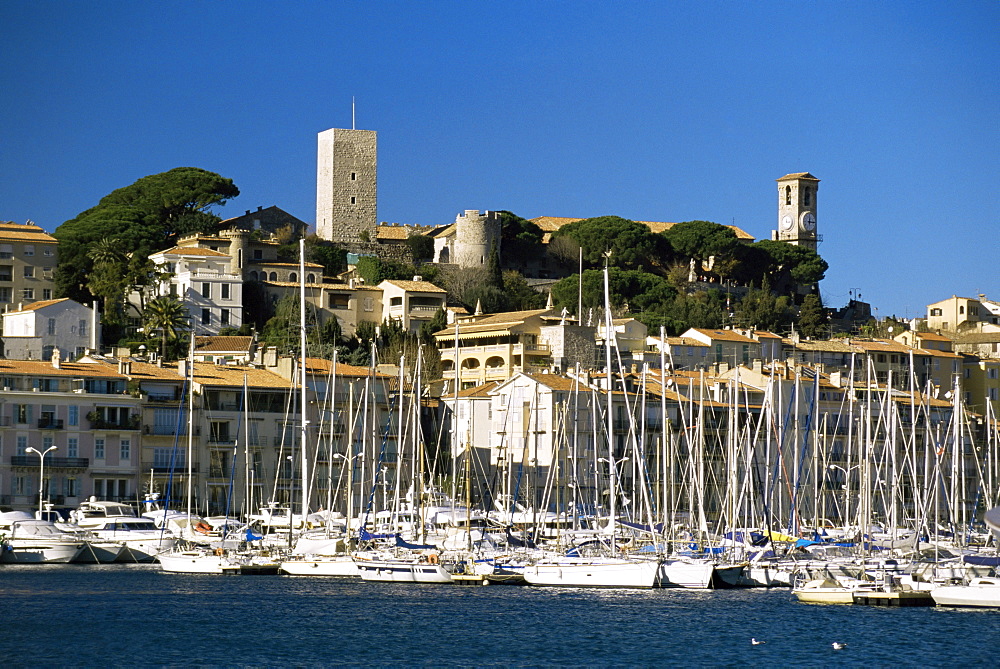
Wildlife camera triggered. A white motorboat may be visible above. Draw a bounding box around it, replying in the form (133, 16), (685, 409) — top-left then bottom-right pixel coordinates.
(931, 577), (1000, 608)
(792, 576), (877, 604)
(280, 554), (359, 577)
(158, 547), (241, 574)
(0, 513), (87, 564)
(523, 556), (660, 588)
(354, 552), (453, 583)
(79, 517), (176, 562)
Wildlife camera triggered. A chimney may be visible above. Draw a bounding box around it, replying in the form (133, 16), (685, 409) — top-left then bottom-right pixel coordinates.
(257, 206), (263, 212)
(178, 359), (188, 378)
(51, 348), (61, 369)
(118, 358), (132, 375)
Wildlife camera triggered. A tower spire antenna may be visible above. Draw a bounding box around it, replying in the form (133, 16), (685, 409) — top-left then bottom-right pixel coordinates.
(352, 97), (356, 130)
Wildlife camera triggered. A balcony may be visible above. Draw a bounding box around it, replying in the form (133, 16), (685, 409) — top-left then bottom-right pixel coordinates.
(144, 463), (199, 474)
(10, 455), (90, 469)
(38, 418), (64, 430)
(87, 413), (141, 431)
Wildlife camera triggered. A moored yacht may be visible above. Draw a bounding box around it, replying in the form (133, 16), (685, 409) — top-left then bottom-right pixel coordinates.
(0, 512), (87, 564)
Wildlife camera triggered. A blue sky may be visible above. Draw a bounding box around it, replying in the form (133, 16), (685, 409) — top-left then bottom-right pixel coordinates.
(2, 1), (996, 320)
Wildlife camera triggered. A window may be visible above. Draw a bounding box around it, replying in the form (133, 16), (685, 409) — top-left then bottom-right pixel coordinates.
(269, 272), (277, 281)
(329, 294), (350, 310)
(24, 245), (34, 256)
(390, 296), (403, 307)
(42, 289), (52, 300)
(202, 308), (211, 325)
(202, 282), (211, 299)
(363, 297), (374, 312)
(289, 272), (297, 283)
(220, 309), (230, 326)
(0, 287), (10, 302)
(803, 187), (811, 206)
(48, 318), (56, 335)
(0, 244), (11, 259)
(221, 283), (230, 300)
(350, 197), (357, 205)
(785, 186), (792, 205)
(307, 274), (315, 283)
(95, 438), (105, 459)
(65, 477), (79, 497)
(68, 405), (79, 426)
(120, 439), (130, 461)
(13, 476), (27, 496)
(959, 306), (965, 315)
(16, 404), (32, 424)
(43, 435), (54, 451)
(930, 308), (942, 317)
(43, 247), (54, 257)
(24, 266), (34, 278)
(79, 320), (87, 338)
(67, 437), (79, 458)
(253, 249), (263, 260)
(0, 265), (11, 281)
(154, 447), (183, 469)
(22, 288), (34, 300)
(351, 172), (357, 181)
(17, 435), (28, 455)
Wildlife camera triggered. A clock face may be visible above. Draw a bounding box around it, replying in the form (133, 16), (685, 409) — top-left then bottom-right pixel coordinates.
(803, 213), (816, 231)
(781, 215), (793, 230)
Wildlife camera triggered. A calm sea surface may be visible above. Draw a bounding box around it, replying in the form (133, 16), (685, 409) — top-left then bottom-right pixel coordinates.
(0, 563), (996, 667)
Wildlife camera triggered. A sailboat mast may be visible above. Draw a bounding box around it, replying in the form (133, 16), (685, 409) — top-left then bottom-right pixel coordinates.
(299, 239), (309, 523)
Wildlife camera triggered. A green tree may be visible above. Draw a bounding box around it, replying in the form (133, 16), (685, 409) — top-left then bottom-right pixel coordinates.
(797, 294), (828, 339)
(750, 240), (829, 292)
(551, 216), (669, 272)
(406, 233), (434, 262)
(304, 235), (348, 277)
(732, 282), (793, 332)
(502, 271), (546, 311)
(661, 220), (740, 272)
(54, 168), (239, 303)
(143, 296), (190, 360)
(497, 210), (545, 265)
(355, 256), (415, 286)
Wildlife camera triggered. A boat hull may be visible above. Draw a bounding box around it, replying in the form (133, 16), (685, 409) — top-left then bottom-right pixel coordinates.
(354, 558), (452, 583)
(932, 578), (1000, 608)
(658, 559), (716, 589)
(523, 558), (660, 588)
(281, 556), (359, 577)
(159, 550), (240, 574)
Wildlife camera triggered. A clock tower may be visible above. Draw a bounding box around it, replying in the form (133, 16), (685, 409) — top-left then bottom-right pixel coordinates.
(775, 172), (819, 251)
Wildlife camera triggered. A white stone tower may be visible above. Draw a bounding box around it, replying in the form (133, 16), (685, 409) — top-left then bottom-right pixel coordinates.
(316, 128), (377, 244)
(774, 172), (819, 251)
(454, 210), (501, 268)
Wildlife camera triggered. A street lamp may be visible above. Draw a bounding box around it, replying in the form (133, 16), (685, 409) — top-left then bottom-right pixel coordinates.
(26, 445), (57, 517)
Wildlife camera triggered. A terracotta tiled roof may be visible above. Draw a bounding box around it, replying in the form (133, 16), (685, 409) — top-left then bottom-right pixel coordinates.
(375, 225), (410, 241)
(689, 328), (757, 343)
(0, 222), (57, 242)
(194, 336), (253, 353)
(776, 172), (820, 181)
(0, 359), (125, 378)
(158, 246), (229, 257)
(302, 358), (391, 378)
(381, 280), (447, 293)
(7, 298), (71, 313)
(255, 261), (323, 268)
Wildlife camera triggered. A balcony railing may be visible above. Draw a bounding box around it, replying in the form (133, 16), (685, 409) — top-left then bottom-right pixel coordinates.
(88, 415), (141, 431)
(142, 461), (198, 474)
(38, 418), (64, 430)
(10, 456), (90, 468)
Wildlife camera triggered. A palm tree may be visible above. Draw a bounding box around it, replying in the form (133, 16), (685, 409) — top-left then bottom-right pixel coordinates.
(143, 296), (189, 360)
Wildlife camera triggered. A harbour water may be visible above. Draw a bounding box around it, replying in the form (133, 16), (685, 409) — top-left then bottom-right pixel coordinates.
(1, 564), (996, 667)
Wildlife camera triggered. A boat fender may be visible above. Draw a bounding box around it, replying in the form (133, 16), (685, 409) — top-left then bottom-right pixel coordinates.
(427, 553), (438, 565)
(214, 548), (224, 556)
(195, 521), (212, 534)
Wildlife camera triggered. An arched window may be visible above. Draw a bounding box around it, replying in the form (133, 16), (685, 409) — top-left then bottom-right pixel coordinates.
(269, 272), (277, 281)
(803, 187), (811, 206)
(785, 185), (792, 205)
(289, 272), (298, 283)
(307, 274), (316, 283)
(249, 271), (258, 281)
